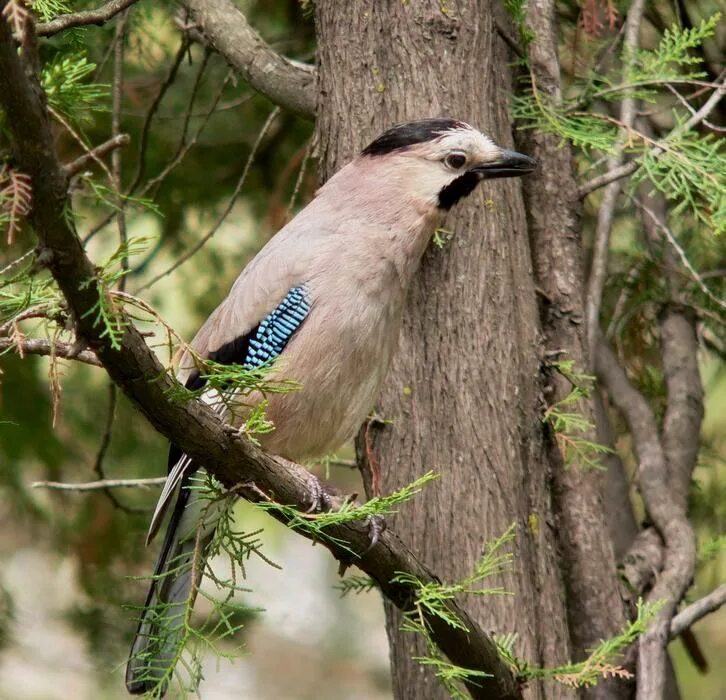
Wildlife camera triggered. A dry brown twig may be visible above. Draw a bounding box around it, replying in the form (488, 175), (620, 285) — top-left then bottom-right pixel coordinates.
(0, 164), (32, 244)
(64, 134), (130, 178)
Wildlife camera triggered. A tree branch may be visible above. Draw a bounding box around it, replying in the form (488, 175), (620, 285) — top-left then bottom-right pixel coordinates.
(64, 133), (130, 177)
(0, 336), (102, 366)
(595, 337), (696, 700)
(32, 476), (166, 490)
(670, 585), (726, 639)
(659, 306), (704, 508)
(36, 0), (141, 37)
(182, 0), (316, 120)
(0, 13), (518, 699)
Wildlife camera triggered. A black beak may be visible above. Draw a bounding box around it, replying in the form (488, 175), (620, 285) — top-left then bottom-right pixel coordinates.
(470, 149), (537, 179)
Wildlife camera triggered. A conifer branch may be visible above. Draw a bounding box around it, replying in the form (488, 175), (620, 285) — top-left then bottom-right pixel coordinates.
(578, 76), (725, 197)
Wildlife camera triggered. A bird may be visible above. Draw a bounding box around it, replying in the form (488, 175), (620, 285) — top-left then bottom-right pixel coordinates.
(125, 118), (535, 695)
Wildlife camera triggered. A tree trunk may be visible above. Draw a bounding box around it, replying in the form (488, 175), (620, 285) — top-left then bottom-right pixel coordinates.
(315, 3), (573, 698)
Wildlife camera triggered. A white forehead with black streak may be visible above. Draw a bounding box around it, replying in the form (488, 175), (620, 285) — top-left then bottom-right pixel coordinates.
(362, 119), (497, 159)
(360, 118), (505, 210)
(414, 124), (500, 163)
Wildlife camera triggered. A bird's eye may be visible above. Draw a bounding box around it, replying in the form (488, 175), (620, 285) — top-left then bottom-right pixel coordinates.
(444, 153), (467, 170)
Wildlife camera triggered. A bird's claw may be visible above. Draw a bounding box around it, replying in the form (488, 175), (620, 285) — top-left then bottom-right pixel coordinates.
(364, 514), (386, 552)
(305, 472), (332, 513)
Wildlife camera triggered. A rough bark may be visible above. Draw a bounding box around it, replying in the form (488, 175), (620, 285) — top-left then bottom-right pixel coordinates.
(517, 1), (628, 698)
(314, 3), (572, 699)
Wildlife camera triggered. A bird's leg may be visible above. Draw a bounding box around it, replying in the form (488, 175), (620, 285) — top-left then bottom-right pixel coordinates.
(364, 513), (386, 551)
(303, 470), (334, 514)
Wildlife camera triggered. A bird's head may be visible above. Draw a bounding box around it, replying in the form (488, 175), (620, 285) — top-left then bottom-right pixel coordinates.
(359, 118), (536, 210)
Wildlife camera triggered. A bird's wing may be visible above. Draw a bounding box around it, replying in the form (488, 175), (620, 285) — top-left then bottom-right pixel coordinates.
(146, 255), (314, 544)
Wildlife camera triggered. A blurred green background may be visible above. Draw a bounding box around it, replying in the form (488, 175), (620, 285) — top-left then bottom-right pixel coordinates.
(0, 1), (723, 698)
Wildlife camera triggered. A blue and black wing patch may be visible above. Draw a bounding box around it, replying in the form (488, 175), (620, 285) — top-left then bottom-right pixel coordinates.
(185, 283), (311, 391)
(244, 284), (310, 368)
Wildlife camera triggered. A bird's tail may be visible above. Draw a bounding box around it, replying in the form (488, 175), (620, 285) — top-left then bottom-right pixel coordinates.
(125, 475), (222, 696)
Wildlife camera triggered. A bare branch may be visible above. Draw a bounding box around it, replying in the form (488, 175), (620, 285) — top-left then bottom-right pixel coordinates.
(578, 77), (726, 198)
(63, 134), (130, 177)
(0, 247), (34, 276)
(50, 105), (114, 184)
(142, 48), (215, 197)
(660, 306), (704, 510)
(36, 0), (140, 37)
(584, 0), (646, 362)
(111, 11), (128, 291)
(0, 19), (518, 698)
(670, 585), (726, 639)
(595, 337), (696, 700)
(32, 476), (167, 490)
(183, 0), (316, 119)
(0, 336), (102, 366)
(619, 527), (663, 604)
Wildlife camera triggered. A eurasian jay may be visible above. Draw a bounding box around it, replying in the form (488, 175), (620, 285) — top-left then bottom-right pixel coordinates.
(125, 118), (535, 695)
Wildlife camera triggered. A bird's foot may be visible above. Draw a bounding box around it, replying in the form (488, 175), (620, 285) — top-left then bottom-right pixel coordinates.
(304, 471), (333, 514)
(364, 514), (386, 552)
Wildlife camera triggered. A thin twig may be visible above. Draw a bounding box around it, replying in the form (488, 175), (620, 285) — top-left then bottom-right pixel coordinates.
(135, 106), (280, 293)
(32, 477), (167, 490)
(633, 196), (726, 310)
(112, 11), (129, 291)
(126, 36), (190, 199)
(82, 37), (191, 245)
(63, 134), (130, 178)
(141, 54), (225, 198)
(36, 0), (141, 37)
(0, 336), (101, 366)
(0, 304), (53, 335)
(584, 0), (646, 364)
(670, 584), (726, 639)
(0, 247), (35, 276)
(49, 106), (114, 184)
(286, 138), (312, 221)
